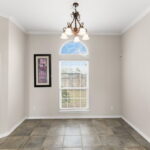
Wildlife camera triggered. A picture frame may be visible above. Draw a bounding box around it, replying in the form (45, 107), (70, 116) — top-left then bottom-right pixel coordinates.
(34, 54), (51, 87)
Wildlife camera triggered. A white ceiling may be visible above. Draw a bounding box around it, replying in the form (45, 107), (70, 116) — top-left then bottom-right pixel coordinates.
(0, 0), (150, 34)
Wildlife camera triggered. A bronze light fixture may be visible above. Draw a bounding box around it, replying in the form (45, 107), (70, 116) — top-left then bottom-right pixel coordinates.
(61, 2), (89, 42)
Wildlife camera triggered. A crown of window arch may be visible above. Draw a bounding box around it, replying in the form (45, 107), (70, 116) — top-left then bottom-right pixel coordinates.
(60, 41), (88, 55)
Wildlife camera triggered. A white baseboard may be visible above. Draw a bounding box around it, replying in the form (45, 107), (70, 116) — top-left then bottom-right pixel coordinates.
(122, 116), (150, 143)
(27, 115), (121, 119)
(0, 117), (26, 139)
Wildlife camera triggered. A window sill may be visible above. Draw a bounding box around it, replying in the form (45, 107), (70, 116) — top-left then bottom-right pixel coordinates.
(59, 109), (90, 113)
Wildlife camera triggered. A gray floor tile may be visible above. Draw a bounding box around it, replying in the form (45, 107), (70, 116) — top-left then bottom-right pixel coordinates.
(43, 136), (64, 148)
(92, 120), (107, 129)
(66, 120), (81, 127)
(82, 135), (102, 147)
(0, 119), (149, 150)
(123, 147), (147, 150)
(96, 127), (114, 136)
(120, 135), (140, 147)
(0, 149), (19, 150)
(100, 135), (140, 148)
(105, 119), (122, 128)
(48, 126), (65, 136)
(112, 126), (130, 136)
(80, 126), (97, 135)
(23, 136), (45, 148)
(42, 148), (62, 150)
(11, 127), (33, 136)
(83, 146), (122, 150)
(50, 120), (66, 127)
(100, 135), (122, 146)
(0, 136), (29, 149)
(0, 137), (7, 144)
(63, 136), (82, 148)
(21, 148), (42, 150)
(38, 120), (52, 128)
(31, 127), (49, 136)
(65, 127), (81, 135)
(20, 120), (40, 128)
(63, 148), (82, 150)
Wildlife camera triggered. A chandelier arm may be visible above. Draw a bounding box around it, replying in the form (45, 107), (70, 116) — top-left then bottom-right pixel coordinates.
(70, 18), (75, 26)
(74, 18), (77, 31)
(76, 18), (82, 27)
(77, 13), (80, 21)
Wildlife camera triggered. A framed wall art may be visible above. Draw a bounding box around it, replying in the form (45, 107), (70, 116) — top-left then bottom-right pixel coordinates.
(34, 54), (51, 87)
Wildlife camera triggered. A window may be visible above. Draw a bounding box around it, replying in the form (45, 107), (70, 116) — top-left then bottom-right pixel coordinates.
(59, 61), (89, 110)
(60, 41), (88, 55)
(59, 41), (89, 111)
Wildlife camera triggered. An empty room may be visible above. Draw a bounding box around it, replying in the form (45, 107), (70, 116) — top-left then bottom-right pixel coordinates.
(0, 0), (150, 149)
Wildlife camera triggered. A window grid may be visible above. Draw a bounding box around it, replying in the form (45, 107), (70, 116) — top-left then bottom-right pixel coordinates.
(59, 61), (89, 110)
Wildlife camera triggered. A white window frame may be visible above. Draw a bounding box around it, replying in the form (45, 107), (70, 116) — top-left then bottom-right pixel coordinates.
(59, 60), (89, 111)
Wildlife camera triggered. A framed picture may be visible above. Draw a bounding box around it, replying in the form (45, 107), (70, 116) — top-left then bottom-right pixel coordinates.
(34, 54), (51, 87)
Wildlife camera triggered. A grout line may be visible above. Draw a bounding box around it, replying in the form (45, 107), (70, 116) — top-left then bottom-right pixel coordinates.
(80, 124), (83, 149)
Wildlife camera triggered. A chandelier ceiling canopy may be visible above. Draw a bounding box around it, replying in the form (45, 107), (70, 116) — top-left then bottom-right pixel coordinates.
(61, 2), (90, 42)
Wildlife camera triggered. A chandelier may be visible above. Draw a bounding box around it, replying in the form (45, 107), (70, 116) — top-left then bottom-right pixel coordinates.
(61, 2), (90, 42)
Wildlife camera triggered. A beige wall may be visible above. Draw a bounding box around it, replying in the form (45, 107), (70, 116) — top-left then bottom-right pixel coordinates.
(26, 34), (121, 118)
(0, 17), (9, 134)
(0, 16), (26, 136)
(121, 13), (150, 141)
(8, 21), (27, 130)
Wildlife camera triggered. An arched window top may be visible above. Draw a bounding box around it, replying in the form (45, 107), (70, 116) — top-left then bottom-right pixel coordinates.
(60, 41), (88, 55)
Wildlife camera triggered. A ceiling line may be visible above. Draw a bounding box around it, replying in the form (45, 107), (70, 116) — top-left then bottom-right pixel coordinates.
(122, 6), (150, 34)
(0, 12), (26, 32)
(0, 6), (150, 35)
(26, 31), (122, 35)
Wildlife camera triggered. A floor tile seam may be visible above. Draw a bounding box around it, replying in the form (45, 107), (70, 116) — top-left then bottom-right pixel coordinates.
(62, 134), (65, 148)
(80, 127), (83, 148)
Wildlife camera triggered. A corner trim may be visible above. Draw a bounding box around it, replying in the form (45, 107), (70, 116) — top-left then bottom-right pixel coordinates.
(0, 117), (26, 139)
(9, 17), (26, 32)
(122, 7), (150, 34)
(122, 116), (150, 143)
(0, 14), (26, 32)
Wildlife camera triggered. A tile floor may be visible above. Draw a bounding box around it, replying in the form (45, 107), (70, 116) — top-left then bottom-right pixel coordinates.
(0, 118), (149, 150)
